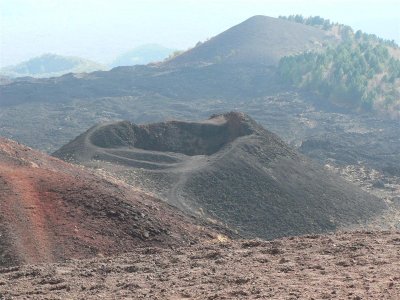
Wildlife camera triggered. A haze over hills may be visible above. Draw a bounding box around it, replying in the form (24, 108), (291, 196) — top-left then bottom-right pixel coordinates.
(111, 44), (177, 67)
(0, 45), (176, 79)
(54, 112), (387, 239)
(0, 54), (107, 78)
(0, 137), (228, 267)
(0, 44), (177, 80)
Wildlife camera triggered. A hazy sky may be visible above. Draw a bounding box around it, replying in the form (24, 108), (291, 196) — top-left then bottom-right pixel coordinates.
(1, 0), (399, 67)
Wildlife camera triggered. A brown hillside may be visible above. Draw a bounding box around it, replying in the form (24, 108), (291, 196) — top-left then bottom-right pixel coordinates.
(1, 231), (399, 299)
(0, 138), (227, 267)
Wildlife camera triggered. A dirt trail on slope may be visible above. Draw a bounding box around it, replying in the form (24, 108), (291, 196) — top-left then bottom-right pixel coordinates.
(0, 166), (56, 264)
(167, 155), (209, 212)
(165, 139), (244, 213)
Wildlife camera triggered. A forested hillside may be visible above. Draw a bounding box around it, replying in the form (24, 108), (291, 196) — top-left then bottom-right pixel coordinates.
(278, 16), (400, 116)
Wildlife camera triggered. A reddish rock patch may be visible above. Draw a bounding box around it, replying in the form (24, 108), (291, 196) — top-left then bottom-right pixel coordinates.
(0, 138), (227, 266)
(1, 166), (56, 264)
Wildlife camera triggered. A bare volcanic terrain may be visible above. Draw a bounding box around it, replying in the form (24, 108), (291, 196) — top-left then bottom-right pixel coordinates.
(166, 15), (338, 67)
(1, 231), (399, 299)
(54, 112), (387, 239)
(0, 15), (340, 153)
(0, 138), (228, 267)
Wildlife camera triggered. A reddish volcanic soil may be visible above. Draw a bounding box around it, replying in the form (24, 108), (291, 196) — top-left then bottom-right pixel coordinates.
(0, 231), (399, 299)
(0, 138), (227, 266)
(1, 138), (399, 299)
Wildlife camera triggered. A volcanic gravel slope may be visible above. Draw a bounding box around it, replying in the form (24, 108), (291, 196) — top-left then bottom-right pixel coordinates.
(0, 138), (228, 267)
(165, 15), (337, 67)
(0, 231), (399, 299)
(54, 112), (387, 239)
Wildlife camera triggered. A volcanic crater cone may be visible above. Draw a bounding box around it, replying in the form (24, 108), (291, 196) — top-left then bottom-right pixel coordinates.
(54, 112), (387, 239)
(0, 138), (226, 267)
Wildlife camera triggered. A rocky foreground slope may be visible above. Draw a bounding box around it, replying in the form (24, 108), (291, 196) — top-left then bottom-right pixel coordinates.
(1, 231), (399, 299)
(0, 138), (227, 267)
(54, 112), (387, 239)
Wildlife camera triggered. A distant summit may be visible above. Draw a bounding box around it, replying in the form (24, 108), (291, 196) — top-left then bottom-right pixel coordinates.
(0, 54), (106, 78)
(166, 15), (338, 66)
(111, 44), (176, 67)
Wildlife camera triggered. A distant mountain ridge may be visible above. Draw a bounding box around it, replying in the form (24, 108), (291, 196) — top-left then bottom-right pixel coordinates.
(0, 53), (107, 78)
(1, 45), (177, 79)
